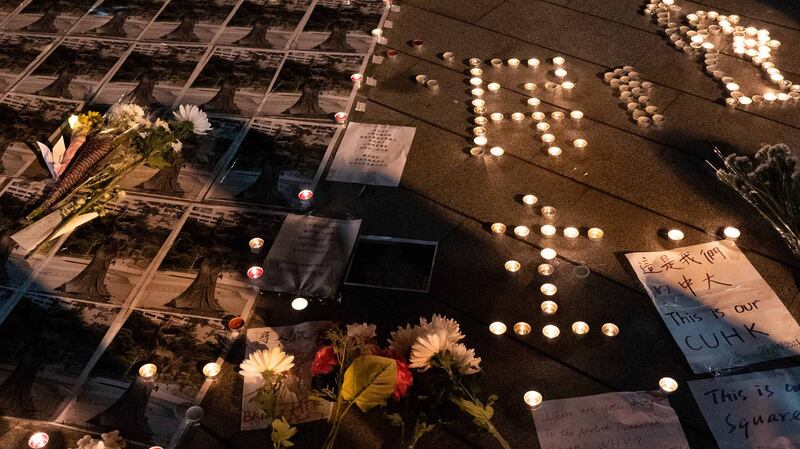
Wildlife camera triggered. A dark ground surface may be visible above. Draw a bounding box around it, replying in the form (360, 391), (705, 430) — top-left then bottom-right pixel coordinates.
(178, 1), (800, 448)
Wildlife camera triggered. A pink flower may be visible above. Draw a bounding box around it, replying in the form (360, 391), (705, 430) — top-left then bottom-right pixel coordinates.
(393, 358), (413, 400)
(311, 345), (337, 376)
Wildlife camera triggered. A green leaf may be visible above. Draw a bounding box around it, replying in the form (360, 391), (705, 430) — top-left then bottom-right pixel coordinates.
(271, 417), (297, 448)
(451, 397), (494, 425)
(340, 355), (397, 413)
(386, 412), (404, 427)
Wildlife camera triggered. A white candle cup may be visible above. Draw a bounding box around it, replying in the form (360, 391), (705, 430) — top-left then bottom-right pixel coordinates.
(659, 377), (679, 393)
(523, 194), (538, 205)
(652, 114), (665, 125)
(139, 363), (158, 380)
(541, 247), (557, 260)
(563, 227), (579, 238)
(473, 135), (488, 146)
(490, 112), (504, 122)
(524, 82), (537, 91)
(637, 116), (652, 128)
(573, 138), (588, 149)
(28, 433), (49, 449)
(514, 322), (532, 335)
(470, 67), (483, 77)
(541, 206), (557, 220)
(571, 321), (590, 335)
(540, 224), (557, 237)
(504, 260), (521, 272)
(542, 324), (560, 339)
(528, 58), (541, 67)
(514, 225), (531, 237)
(203, 362), (221, 380)
(472, 99), (485, 108)
(524, 390), (543, 408)
(552, 56), (566, 66)
(547, 146), (562, 157)
(545, 81), (558, 90)
(632, 109), (646, 120)
(541, 133), (555, 143)
(627, 102), (640, 111)
(508, 58), (521, 67)
(442, 51), (455, 62)
(486, 82), (501, 93)
(371, 28), (383, 37)
(469, 146), (484, 157)
(541, 300), (558, 315)
(334, 112), (349, 124)
(538, 263), (554, 275)
(474, 106), (487, 115)
(291, 297), (309, 310)
(489, 146), (504, 156)
(540, 283), (557, 296)
(490, 58), (503, 67)
(511, 112), (526, 122)
(603, 72), (616, 82)
(416, 74), (429, 85)
(531, 111), (546, 121)
(609, 79), (621, 88)
(527, 97), (541, 107)
(554, 68), (568, 79)
(471, 88), (485, 97)
(474, 116), (488, 125)
(469, 58), (482, 67)
(249, 237), (264, 253)
(645, 105), (658, 114)
(469, 77), (483, 87)
(587, 227), (604, 241)
(570, 110), (584, 120)
(489, 321), (507, 335)
(638, 95), (651, 104)
(491, 223), (507, 234)
(561, 81), (575, 92)
(536, 122), (550, 132)
(601, 322), (619, 337)
(667, 229), (684, 241)
(472, 127), (486, 136)
(551, 111), (565, 120)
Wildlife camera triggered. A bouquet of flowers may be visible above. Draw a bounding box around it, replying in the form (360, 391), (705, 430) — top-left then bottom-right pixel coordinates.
(12, 103), (211, 254)
(710, 144), (800, 256)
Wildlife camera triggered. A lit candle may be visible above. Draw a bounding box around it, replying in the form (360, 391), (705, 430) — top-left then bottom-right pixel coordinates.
(542, 324), (560, 339)
(541, 248), (557, 260)
(601, 323), (619, 337)
(28, 433), (49, 449)
(334, 112), (348, 124)
(249, 237), (264, 253)
(473, 126), (486, 136)
(528, 58), (540, 67)
(514, 322), (532, 335)
(561, 81), (575, 91)
(203, 362), (221, 380)
(139, 363), (157, 380)
(571, 321), (589, 335)
(471, 88), (484, 97)
(490, 112), (504, 122)
(764, 92), (777, 102)
(474, 116), (488, 125)
(523, 194), (538, 205)
(68, 115), (79, 129)
(469, 77), (483, 87)
(536, 122), (550, 132)
(540, 283), (557, 296)
(541, 133), (555, 143)
(551, 111), (565, 120)
(469, 58), (482, 67)
(659, 377), (679, 393)
(490, 58), (503, 67)
(725, 82), (740, 91)
(508, 58), (520, 67)
(540, 224), (556, 237)
(531, 111), (546, 121)
(511, 112), (525, 122)
(563, 227), (579, 238)
(470, 68), (483, 76)
(487, 82), (501, 92)
(545, 81), (558, 90)
(442, 51), (455, 62)
(541, 300), (558, 314)
(538, 263), (554, 275)
(474, 136), (488, 146)
(552, 56), (565, 66)
(297, 189), (314, 202)
(504, 260), (521, 272)
(587, 228), (603, 241)
(554, 68), (567, 79)
(489, 146), (504, 156)
(472, 99), (485, 107)
(228, 316), (245, 330)
(723, 227), (741, 239)
(547, 146), (562, 157)
(573, 139), (588, 149)
(667, 229), (684, 241)
(528, 97), (541, 106)
(541, 206), (557, 219)
(247, 266), (264, 279)
(570, 110), (584, 120)
(489, 321), (507, 335)
(514, 225), (531, 237)
(291, 297), (309, 310)
(371, 28), (383, 37)
(415, 74), (429, 85)
(351, 73), (363, 84)
(524, 390), (543, 407)
(491, 223), (507, 234)
(524, 82), (537, 91)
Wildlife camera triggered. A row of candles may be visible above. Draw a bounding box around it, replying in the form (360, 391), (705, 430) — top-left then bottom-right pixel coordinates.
(522, 375), (679, 409)
(646, 0), (800, 106)
(604, 66), (665, 127)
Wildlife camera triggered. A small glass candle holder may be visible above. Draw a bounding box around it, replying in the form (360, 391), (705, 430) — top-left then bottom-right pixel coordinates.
(570, 110), (584, 120)
(508, 58), (520, 67)
(491, 223), (507, 234)
(723, 227), (740, 239)
(470, 147), (485, 157)
(513, 225), (531, 237)
(552, 56), (565, 66)
(659, 377), (679, 393)
(471, 88), (485, 97)
(524, 390), (543, 408)
(514, 322), (532, 335)
(667, 229), (684, 241)
(28, 433), (49, 449)
(471, 99), (485, 108)
(538, 264), (554, 276)
(541, 300), (558, 314)
(531, 111), (546, 121)
(249, 237), (264, 253)
(334, 112), (348, 124)
(469, 77), (483, 86)
(504, 260), (521, 272)
(247, 266), (264, 279)
(551, 111), (565, 120)
(291, 297), (309, 310)
(547, 146), (562, 157)
(474, 116), (488, 125)
(528, 97), (541, 106)
(489, 146), (504, 156)
(470, 68), (483, 76)
(571, 321), (589, 335)
(203, 362), (221, 380)
(489, 321), (507, 335)
(541, 247), (557, 260)
(469, 58), (482, 67)
(563, 227), (579, 238)
(540, 224), (556, 237)
(523, 194), (538, 205)
(524, 82), (537, 91)
(540, 283), (557, 296)
(541, 133), (555, 143)
(490, 58), (503, 67)
(573, 139), (588, 149)
(588, 227), (604, 241)
(473, 135), (488, 146)
(541, 206), (557, 220)
(542, 324), (560, 339)
(536, 122), (550, 132)
(511, 112), (525, 122)
(490, 112), (504, 122)
(139, 363), (158, 380)
(528, 58), (540, 67)
(601, 323), (619, 337)
(487, 82), (501, 92)
(554, 68), (568, 79)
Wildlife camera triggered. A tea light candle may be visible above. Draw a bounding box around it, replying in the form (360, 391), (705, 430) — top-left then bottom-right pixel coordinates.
(545, 81), (558, 90)
(667, 229), (684, 241)
(524, 390), (543, 407)
(442, 51), (455, 61)
(514, 225), (531, 237)
(551, 111), (564, 120)
(470, 77), (483, 87)
(542, 324), (560, 339)
(470, 68), (483, 76)
(247, 266), (264, 279)
(538, 263), (554, 275)
(540, 224), (557, 237)
(490, 58), (503, 67)
(573, 139), (588, 149)
(416, 74), (429, 85)
(570, 110), (584, 120)
(541, 206), (557, 219)
(531, 111), (545, 121)
(528, 58), (540, 67)
(764, 92), (777, 102)
(139, 363), (157, 380)
(504, 260), (521, 272)
(723, 226), (741, 239)
(371, 28), (383, 37)
(472, 99), (486, 107)
(726, 82), (740, 91)
(474, 136), (488, 146)
(249, 237), (264, 253)
(491, 223), (507, 234)
(541, 133), (555, 143)
(524, 82), (537, 91)
(541, 248), (557, 260)
(474, 106), (487, 115)
(508, 58), (520, 67)
(571, 321), (589, 335)
(351, 73), (363, 83)
(514, 322), (532, 335)
(536, 122), (550, 132)
(523, 194), (538, 205)
(547, 146), (562, 157)
(563, 227), (579, 238)
(291, 297), (309, 310)
(490, 112), (504, 122)
(474, 116), (488, 125)
(469, 58), (482, 67)
(489, 321), (507, 335)
(489, 146), (504, 156)
(587, 227), (604, 241)
(552, 56), (565, 66)
(27, 433), (49, 449)
(601, 323), (619, 337)
(738, 96), (752, 106)
(541, 300), (558, 314)
(659, 377), (679, 393)
(561, 81), (575, 91)
(554, 68), (568, 79)
(511, 112), (525, 122)
(203, 362), (221, 380)
(334, 112), (348, 124)
(528, 97), (541, 106)
(540, 283), (557, 296)
(471, 88), (484, 97)
(487, 82), (501, 92)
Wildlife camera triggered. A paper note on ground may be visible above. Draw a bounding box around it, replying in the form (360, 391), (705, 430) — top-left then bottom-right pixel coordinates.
(326, 122), (416, 187)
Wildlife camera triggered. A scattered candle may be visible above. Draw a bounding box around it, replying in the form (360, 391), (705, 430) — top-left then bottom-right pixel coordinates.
(491, 223), (507, 234)
(723, 227), (741, 239)
(659, 377), (679, 393)
(334, 112), (348, 124)
(472, 99), (485, 107)
(490, 146), (504, 156)
(570, 110), (584, 120)
(247, 266), (264, 279)
(552, 56), (565, 66)
(371, 28), (383, 37)
(28, 433), (49, 449)
(524, 390), (543, 407)
(511, 112), (525, 122)
(540, 224), (557, 237)
(540, 283), (557, 296)
(297, 189), (314, 202)
(554, 68), (567, 79)
(601, 323), (619, 337)
(542, 324), (560, 339)
(541, 206), (557, 219)
(469, 58), (482, 67)
(523, 194), (538, 205)
(563, 227), (579, 238)
(490, 58), (503, 67)
(68, 115), (79, 129)
(470, 68), (483, 76)
(531, 111), (546, 121)
(528, 58), (540, 67)
(139, 363), (157, 380)
(291, 297), (309, 310)
(474, 136), (488, 146)
(528, 97), (541, 106)
(228, 316), (245, 330)
(524, 82), (537, 91)
(203, 362), (221, 380)
(474, 116), (488, 125)
(490, 112), (504, 122)
(442, 51), (455, 61)
(541, 133), (555, 143)
(541, 300), (558, 314)
(487, 82), (501, 92)
(571, 321), (589, 335)
(249, 237), (264, 253)
(469, 77), (483, 87)
(489, 321), (507, 335)
(538, 264), (554, 276)
(551, 111), (565, 120)
(351, 73), (363, 83)
(504, 260), (521, 272)
(514, 322), (532, 335)
(536, 122), (550, 132)
(541, 248), (557, 260)
(588, 228), (604, 240)
(561, 81), (575, 91)
(514, 225), (531, 237)
(667, 229), (684, 241)
(508, 58), (520, 67)
(764, 92), (777, 102)
(573, 139), (588, 149)
(547, 146), (562, 157)
(471, 88), (484, 97)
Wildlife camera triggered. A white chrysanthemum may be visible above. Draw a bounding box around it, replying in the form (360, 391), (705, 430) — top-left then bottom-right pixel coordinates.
(388, 324), (423, 355)
(239, 347), (295, 377)
(346, 322), (377, 342)
(429, 314), (464, 342)
(448, 342), (481, 375)
(171, 140), (183, 153)
(108, 103), (145, 120)
(174, 104), (212, 135)
(154, 118), (170, 130)
(409, 329), (449, 371)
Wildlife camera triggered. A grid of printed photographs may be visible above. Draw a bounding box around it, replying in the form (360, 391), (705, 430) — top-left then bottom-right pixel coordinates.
(0, 0), (388, 446)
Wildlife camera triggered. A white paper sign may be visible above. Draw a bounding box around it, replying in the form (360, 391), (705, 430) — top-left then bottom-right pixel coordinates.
(533, 391), (690, 449)
(326, 122), (416, 187)
(689, 367), (800, 449)
(625, 242), (800, 373)
(262, 214), (361, 298)
(241, 322), (333, 431)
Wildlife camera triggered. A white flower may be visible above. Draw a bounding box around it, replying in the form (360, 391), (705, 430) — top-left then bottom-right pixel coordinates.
(108, 103), (145, 120)
(448, 342), (481, 375)
(173, 104), (212, 135)
(239, 347), (295, 377)
(346, 322), (377, 342)
(154, 118), (170, 130)
(429, 314), (464, 342)
(388, 324), (423, 355)
(171, 140), (183, 153)
(409, 329), (449, 371)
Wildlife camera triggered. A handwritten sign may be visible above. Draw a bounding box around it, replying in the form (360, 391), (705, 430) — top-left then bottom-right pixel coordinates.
(532, 391), (690, 449)
(241, 322), (333, 431)
(326, 122), (416, 187)
(263, 214), (361, 298)
(689, 367), (800, 449)
(625, 242), (800, 373)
